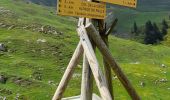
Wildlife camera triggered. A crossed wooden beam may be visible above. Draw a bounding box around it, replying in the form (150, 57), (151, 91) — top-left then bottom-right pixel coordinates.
(52, 16), (140, 100)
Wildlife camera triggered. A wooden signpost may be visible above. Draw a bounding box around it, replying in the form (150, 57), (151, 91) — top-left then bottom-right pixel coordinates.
(53, 0), (140, 100)
(57, 0), (106, 19)
(96, 0), (137, 8)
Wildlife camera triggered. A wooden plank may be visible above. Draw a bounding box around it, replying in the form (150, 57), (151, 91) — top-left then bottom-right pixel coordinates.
(85, 23), (141, 100)
(77, 26), (112, 100)
(96, 0), (137, 8)
(52, 42), (84, 100)
(57, 0), (106, 19)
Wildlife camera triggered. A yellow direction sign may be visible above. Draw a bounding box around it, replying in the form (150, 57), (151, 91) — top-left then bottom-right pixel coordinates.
(57, 0), (106, 19)
(96, 0), (137, 8)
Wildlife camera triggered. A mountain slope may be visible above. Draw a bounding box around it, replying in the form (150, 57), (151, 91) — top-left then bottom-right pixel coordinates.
(108, 0), (170, 35)
(26, 0), (57, 6)
(0, 0), (170, 100)
(137, 0), (170, 11)
(27, 0), (170, 11)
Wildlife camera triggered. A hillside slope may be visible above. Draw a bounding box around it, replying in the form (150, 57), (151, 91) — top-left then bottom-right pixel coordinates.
(27, 0), (170, 11)
(0, 0), (170, 100)
(26, 0), (57, 6)
(25, 0), (170, 34)
(107, 0), (170, 35)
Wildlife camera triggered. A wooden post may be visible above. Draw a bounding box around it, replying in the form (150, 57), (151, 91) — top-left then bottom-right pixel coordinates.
(80, 17), (93, 100)
(85, 23), (141, 100)
(98, 19), (114, 99)
(80, 0), (94, 98)
(77, 26), (112, 100)
(81, 54), (93, 100)
(52, 42), (84, 100)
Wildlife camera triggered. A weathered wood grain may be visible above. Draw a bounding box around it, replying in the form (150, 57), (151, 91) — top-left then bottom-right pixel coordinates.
(98, 19), (114, 99)
(85, 23), (141, 100)
(77, 26), (112, 100)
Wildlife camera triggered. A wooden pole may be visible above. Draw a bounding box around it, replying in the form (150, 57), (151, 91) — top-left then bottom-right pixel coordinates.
(98, 19), (114, 99)
(105, 18), (118, 36)
(80, 17), (93, 100)
(80, 0), (94, 97)
(81, 54), (93, 100)
(52, 42), (84, 100)
(77, 26), (112, 100)
(85, 23), (141, 100)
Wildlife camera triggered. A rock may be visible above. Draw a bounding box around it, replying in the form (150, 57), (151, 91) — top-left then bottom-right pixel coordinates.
(0, 43), (7, 52)
(48, 80), (55, 86)
(1, 24), (7, 28)
(40, 25), (49, 34)
(159, 78), (168, 83)
(0, 23), (3, 26)
(72, 73), (81, 78)
(161, 64), (166, 68)
(0, 75), (8, 84)
(8, 25), (15, 30)
(37, 39), (47, 43)
(130, 62), (140, 65)
(139, 81), (145, 87)
(53, 31), (58, 35)
(162, 71), (167, 74)
(155, 78), (168, 84)
(48, 80), (54, 84)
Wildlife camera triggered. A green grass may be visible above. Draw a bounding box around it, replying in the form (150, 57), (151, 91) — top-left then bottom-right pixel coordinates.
(0, 0), (170, 100)
(1, 28), (170, 99)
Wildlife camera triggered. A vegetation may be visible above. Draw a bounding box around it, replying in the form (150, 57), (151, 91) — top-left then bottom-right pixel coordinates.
(131, 20), (169, 44)
(144, 21), (163, 44)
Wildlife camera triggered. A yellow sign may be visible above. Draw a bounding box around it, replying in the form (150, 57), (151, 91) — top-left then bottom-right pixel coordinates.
(57, 0), (106, 19)
(96, 0), (137, 8)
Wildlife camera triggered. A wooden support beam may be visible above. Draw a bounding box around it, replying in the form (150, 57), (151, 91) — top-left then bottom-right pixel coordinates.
(80, 12), (94, 100)
(106, 18), (118, 36)
(102, 36), (114, 99)
(85, 23), (141, 100)
(98, 19), (114, 99)
(52, 42), (84, 100)
(77, 26), (112, 100)
(81, 54), (93, 100)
